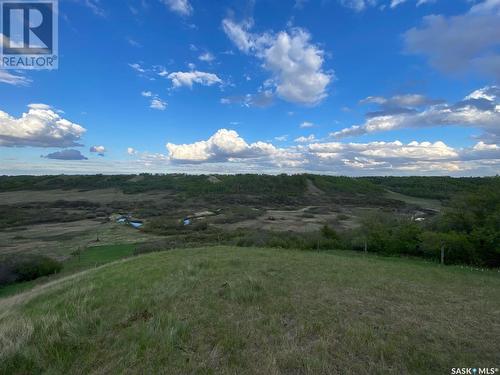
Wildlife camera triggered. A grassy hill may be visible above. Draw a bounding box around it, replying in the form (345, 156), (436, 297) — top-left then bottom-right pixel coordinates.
(1, 247), (499, 374)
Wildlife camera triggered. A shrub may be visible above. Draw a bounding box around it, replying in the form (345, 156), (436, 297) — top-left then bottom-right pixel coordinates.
(0, 255), (62, 286)
(14, 255), (62, 282)
(321, 225), (339, 241)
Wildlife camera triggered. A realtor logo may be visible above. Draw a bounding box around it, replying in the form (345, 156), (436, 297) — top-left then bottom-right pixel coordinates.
(1, 0), (58, 69)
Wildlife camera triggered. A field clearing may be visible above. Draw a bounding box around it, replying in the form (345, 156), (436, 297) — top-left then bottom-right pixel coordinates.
(1, 247), (499, 374)
(384, 190), (442, 212)
(220, 206), (360, 232)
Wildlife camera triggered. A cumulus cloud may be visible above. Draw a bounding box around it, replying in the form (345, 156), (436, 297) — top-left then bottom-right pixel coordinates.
(461, 141), (500, 161)
(0, 70), (31, 86)
(162, 0), (192, 16)
(150, 98), (167, 110)
(404, 0), (500, 80)
(127, 147), (137, 155)
(198, 52), (215, 62)
(43, 149), (88, 160)
(140, 91), (167, 110)
(157, 127), (500, 174)
(300, 139), (499, 174)
(221, 19), (259, 54)
(166, 129), (280, 163)
(90, 145), (106, 156)
(167, 71), (222, 88)
(222, 19), (332, 105)
(302, 140), (459, 172)
(294, 134), (316, 143)
(0, 105), (86, 147)
(331, 86), (500, 142)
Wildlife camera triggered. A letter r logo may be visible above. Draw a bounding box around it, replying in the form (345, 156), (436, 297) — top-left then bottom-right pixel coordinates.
(1, 1), (54, 54)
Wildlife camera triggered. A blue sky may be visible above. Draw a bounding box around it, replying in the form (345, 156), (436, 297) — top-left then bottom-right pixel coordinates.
(0, 0), (499, 175)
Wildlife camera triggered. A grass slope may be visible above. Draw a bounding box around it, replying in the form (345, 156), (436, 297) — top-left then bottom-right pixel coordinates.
(1, 247), (499, 374)
(0, 244), (136, 299)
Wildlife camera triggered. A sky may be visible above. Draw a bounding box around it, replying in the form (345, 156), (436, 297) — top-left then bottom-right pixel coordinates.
(0, 0), (499, 176)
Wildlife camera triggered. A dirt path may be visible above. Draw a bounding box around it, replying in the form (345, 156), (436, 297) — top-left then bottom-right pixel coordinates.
(306, 179), (325, 196)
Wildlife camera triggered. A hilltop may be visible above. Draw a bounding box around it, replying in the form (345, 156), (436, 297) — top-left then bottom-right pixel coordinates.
(1, 247), (499, 374)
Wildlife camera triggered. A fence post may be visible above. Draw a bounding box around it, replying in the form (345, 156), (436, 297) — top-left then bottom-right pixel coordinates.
(440, 245), (445, 265)
(364, 239), (368, 253)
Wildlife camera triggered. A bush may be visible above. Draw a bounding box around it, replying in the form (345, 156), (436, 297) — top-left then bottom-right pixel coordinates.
(0, 255), (62, 286)
(233, 229), (341, 251)
(421, 231), (479, 265)
(321, 225), (340, 241)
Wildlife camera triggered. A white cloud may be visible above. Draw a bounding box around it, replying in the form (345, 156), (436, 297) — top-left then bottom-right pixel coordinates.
(157, 68), (169, 77)
(159, 127), (500, 175)
(198, 52), (215, 62)
(465, 86), (500, 101)
(300, 121), (314, 128)
(0, 70), (31, 86)
(264, 30), (331, 105)
(140, 91), (167, 110)
(127, 38), (141, 47)
(305, 140), (458, 164)
(129, 63), (146, 73)
(222, 19), (332, 105)
(150, 98), (167, 110)
(332, 86), (500, 142)
(360, 93), (442, 107)
(302, 139), (499, 174)
(90, 145), (106, 155)
(339, 0), (435, 10)
(162, 0), (192, 16)
(416, 0), (435, 5)
(127, 147), (137, 155)
(338, 0), (380, 11)
(221, 19), (258, 54)
(390, 0), (406, 7)
(166, 129), (278, 163)
(294, 134), (316, 143)
(79, 0), (105, 17)
(167, 71), (222, 88)
(274, 135), (289, 141)
(27, 103), (52, 110)
(404, 0), (500, 79)
(0, 105), (86, 147)
(472, 141), (499, 152)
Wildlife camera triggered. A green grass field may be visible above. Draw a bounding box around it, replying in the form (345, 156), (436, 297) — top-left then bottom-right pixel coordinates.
(1, 247), (499, 374)
(0, 244), (136, 299)
(63, 244), (136, 272)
